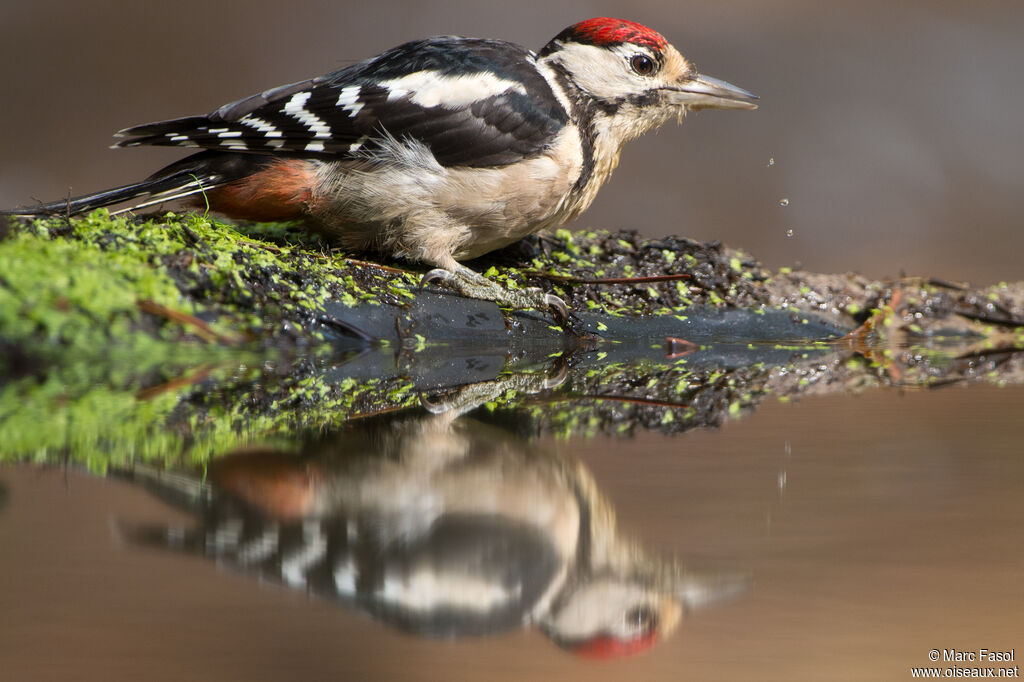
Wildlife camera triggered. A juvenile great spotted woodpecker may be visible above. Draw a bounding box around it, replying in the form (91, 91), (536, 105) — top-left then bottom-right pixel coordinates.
(116, 412), (747, 657)
(5, 18), (757, 319)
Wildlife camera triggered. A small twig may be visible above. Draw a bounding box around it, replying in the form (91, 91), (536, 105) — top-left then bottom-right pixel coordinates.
(318, 314), (375, 342)
(525, 394), (690, 409)
(665, 336), (699, 359)
(926, 277), (968, 291)
(526, 271), (691, 285)
(135, 364), (217, 401)
(348, 403), (416, 420)
(952, 306), (1024, 328)
(580, 394), (690, 408)
(137, 299), (243, 344)
(179, 223), (203, 247)
(342, 257), (412, 275)
(953, 348), (1019, 364)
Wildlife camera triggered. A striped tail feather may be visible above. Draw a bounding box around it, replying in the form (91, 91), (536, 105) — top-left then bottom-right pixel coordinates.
(113, 115), (216, 146)
(0, 175), (218, 217)
(1, 150), (263, 217)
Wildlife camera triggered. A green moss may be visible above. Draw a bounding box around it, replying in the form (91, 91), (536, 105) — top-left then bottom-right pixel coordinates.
(1, 211), (433, 352)
(0, 344), (422, 470)
(0, 218), (187, 348)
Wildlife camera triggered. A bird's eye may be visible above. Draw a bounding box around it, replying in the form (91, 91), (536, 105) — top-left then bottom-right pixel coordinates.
(630, 54), (656, 76)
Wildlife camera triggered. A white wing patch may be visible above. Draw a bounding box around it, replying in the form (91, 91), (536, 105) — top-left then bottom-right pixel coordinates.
(334, 557), (358, 596)
(348, 134), (370, 153)
(283, 91), (333, 139)
(236, 525), (280, 565)
(336, 85), (365, 117)
(280, 521), (327, 588)
(206, 517), (244, 554)
(378, 71), (526, 108)
(238, 115), (284, 138)
(377, 570), (518, 612)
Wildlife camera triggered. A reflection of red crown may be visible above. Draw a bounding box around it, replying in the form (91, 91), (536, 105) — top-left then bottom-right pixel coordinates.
(569, 629), (660, 659)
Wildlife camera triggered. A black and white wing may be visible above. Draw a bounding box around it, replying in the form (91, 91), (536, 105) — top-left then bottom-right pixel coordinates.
(116, 37), (569, 168)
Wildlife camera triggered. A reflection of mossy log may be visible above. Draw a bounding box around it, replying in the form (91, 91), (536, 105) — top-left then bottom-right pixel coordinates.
(1, 211), (1022, 467)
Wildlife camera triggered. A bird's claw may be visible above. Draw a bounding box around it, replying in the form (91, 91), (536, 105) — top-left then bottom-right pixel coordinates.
(542, 356), (569, 389)
(420, 268), (455, 291)
(419, 391), (453, 414)
(543, 293), (569, 325)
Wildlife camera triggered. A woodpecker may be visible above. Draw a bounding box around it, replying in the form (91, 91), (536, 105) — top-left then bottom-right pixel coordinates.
(5, 18), (757, 319)
(116, 414), (747, 657)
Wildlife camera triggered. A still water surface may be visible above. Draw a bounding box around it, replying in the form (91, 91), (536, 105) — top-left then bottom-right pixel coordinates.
(2, 383), (1021, 681)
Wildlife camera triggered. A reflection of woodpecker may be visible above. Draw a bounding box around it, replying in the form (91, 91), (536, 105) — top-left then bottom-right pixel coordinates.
(119, 413), (746, 657)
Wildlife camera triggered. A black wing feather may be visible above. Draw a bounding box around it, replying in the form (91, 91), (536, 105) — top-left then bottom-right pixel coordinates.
(116, 37), (569, 168)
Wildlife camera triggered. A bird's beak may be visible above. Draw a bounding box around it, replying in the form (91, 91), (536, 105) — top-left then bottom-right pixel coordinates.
(668, 73), (759, 111)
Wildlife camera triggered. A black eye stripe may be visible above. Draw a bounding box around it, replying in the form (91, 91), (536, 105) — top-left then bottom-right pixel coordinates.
(624, 605), (658, 631)
(630, 54), (656, 76)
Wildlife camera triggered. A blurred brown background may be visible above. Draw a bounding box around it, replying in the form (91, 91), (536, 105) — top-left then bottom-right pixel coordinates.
(2, 0), (1022, 283)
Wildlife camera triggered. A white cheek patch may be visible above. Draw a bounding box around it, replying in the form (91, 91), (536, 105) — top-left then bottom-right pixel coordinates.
(378, 71), (526, 108)
(546, 43), (651, 100)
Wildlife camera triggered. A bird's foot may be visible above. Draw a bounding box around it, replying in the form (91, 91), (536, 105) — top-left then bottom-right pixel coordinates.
(420, 265), (568, 324)
(420, 357), (569, 416)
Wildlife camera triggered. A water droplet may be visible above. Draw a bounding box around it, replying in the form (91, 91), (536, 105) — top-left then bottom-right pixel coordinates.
(767, 157), (775, 167)
(779, 198), (790, 207)
(785, 229), (795, 238)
